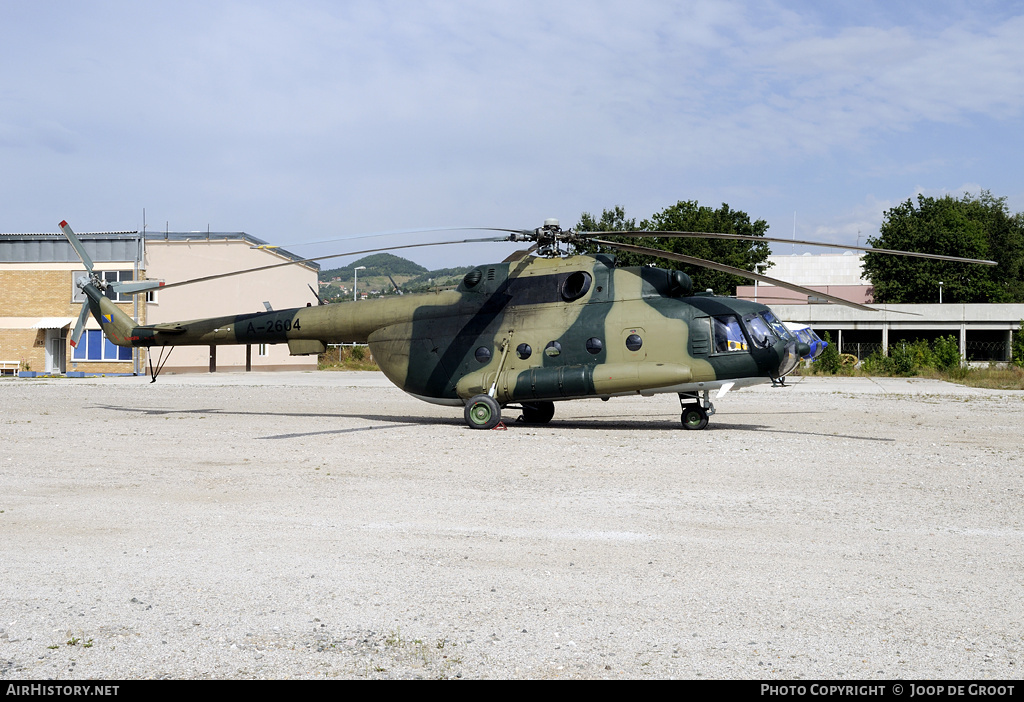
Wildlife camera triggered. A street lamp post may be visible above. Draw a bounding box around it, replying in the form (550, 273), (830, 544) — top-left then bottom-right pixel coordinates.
(753, 262), (766, 302)
(353, 266), (366, 301)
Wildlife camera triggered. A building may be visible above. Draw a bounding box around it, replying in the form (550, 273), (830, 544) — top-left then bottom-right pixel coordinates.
(143, 231), (319, 373)
(1, 229), (319, 376)
(736, 253), (1021, 362)
(1, 230), (145, 375)
(736, 252), (872, 305)
(771, 302), (1024, 363)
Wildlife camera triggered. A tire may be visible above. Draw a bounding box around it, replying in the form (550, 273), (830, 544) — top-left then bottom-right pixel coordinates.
(464, 394), (502, 430)
(681, 405), (709, 431)
(520, 401), (555, 425)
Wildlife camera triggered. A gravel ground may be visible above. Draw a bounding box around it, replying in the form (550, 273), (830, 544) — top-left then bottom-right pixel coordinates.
(1, 371), (1022, 680)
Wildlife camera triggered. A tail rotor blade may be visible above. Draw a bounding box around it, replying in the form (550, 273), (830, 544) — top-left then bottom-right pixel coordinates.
(59, 221), (96, 273)
(109, 280), (165, 295)
(69, 301), (90, 348)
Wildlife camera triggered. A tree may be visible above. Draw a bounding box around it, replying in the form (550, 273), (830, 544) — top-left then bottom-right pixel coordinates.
(813, 331), (840, 374)
(862, 192), (1024, 304)
(1014, 321), (1024, 368)
(574, 201), (772, 294)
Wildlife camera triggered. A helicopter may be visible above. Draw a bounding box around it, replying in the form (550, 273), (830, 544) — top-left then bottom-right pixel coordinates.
(782, 322), (828, 360)
(59, 218), (995, 431)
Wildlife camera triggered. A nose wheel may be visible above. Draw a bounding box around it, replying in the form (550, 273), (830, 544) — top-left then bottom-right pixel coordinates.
(680, 404), (709, 430)
(679, 391), (715, 430)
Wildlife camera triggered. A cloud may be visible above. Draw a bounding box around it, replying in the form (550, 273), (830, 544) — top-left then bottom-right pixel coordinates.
(3, 1), (1024, 268)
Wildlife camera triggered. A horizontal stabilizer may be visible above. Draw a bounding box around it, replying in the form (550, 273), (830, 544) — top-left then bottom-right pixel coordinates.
(149, 323), (188, 334)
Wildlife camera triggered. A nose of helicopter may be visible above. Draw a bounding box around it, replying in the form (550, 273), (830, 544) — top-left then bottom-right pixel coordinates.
(774, 340), (810, 378)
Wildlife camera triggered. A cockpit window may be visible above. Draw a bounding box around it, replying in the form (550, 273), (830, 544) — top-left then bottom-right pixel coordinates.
(712, 316), (748, 353)
(743, 314), (778, 349)
(760, 311), (792, 341)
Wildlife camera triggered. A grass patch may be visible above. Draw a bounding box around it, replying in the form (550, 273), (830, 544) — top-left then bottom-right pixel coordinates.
(955, 365), (1024, 390)
(795, 359), (1024, 390)
(318, 345), (379, 371)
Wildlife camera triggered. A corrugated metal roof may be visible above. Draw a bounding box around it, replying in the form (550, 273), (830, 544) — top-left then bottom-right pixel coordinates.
(143, 231), (318, 269)
(0, 232), (142, 264)
(0, 231), (318, 270)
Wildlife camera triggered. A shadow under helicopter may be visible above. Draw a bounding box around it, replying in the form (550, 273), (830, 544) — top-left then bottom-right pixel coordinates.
(89, 404), (893, 442)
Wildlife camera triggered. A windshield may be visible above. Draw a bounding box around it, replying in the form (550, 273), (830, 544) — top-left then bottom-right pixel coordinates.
(743, 314), (778, 349)
(760, 311), (792, 341)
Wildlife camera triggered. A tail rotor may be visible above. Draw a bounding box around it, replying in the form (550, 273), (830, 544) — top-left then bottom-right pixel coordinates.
(59, 220), (164, 347)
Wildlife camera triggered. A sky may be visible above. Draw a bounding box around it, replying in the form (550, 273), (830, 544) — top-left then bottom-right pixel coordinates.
(4, 0), (1024, 270)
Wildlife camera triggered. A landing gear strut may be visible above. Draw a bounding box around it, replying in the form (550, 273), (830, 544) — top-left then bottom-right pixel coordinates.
(147, 346), (175, 383)
(678, 390), (715, 430)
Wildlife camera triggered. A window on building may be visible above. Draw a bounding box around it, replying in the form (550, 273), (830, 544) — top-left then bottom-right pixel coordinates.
(72, 330), (132, 361)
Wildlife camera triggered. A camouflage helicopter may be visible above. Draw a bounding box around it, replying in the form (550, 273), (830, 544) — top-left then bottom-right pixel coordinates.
(60, 219), (994, 431)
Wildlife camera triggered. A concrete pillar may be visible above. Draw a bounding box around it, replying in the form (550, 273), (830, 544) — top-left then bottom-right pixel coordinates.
(960, 324), (967, 362)
(881, 326), (888, 356)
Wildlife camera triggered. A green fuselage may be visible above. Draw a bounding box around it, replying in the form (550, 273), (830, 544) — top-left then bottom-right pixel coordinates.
(94, 255), (794, 405)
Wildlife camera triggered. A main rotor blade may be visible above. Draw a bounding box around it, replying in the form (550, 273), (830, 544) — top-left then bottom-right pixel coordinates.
(308, 283), (325, 305)
(259, 226), (532, 249)
(157, 236), (508, 291)
(59, 221), (96, 272)
(583, 230), (998, 266)
(590, 238), (880, 312)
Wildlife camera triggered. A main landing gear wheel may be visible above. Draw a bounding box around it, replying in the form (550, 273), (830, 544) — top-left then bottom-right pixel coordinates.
(680, 404), (709, 431)
(465, 394), (502, 430)
(678, 391), (714, 430)
(520, 401), (555, 425)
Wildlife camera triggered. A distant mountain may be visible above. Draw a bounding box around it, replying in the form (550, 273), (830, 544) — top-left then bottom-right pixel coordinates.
(319, 253), (429, 282)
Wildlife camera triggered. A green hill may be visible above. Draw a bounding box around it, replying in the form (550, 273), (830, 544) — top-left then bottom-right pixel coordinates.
(319, 253), (428, 282)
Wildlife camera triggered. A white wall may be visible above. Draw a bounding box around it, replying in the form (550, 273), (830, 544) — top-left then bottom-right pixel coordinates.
(145, 238), (318, 371)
